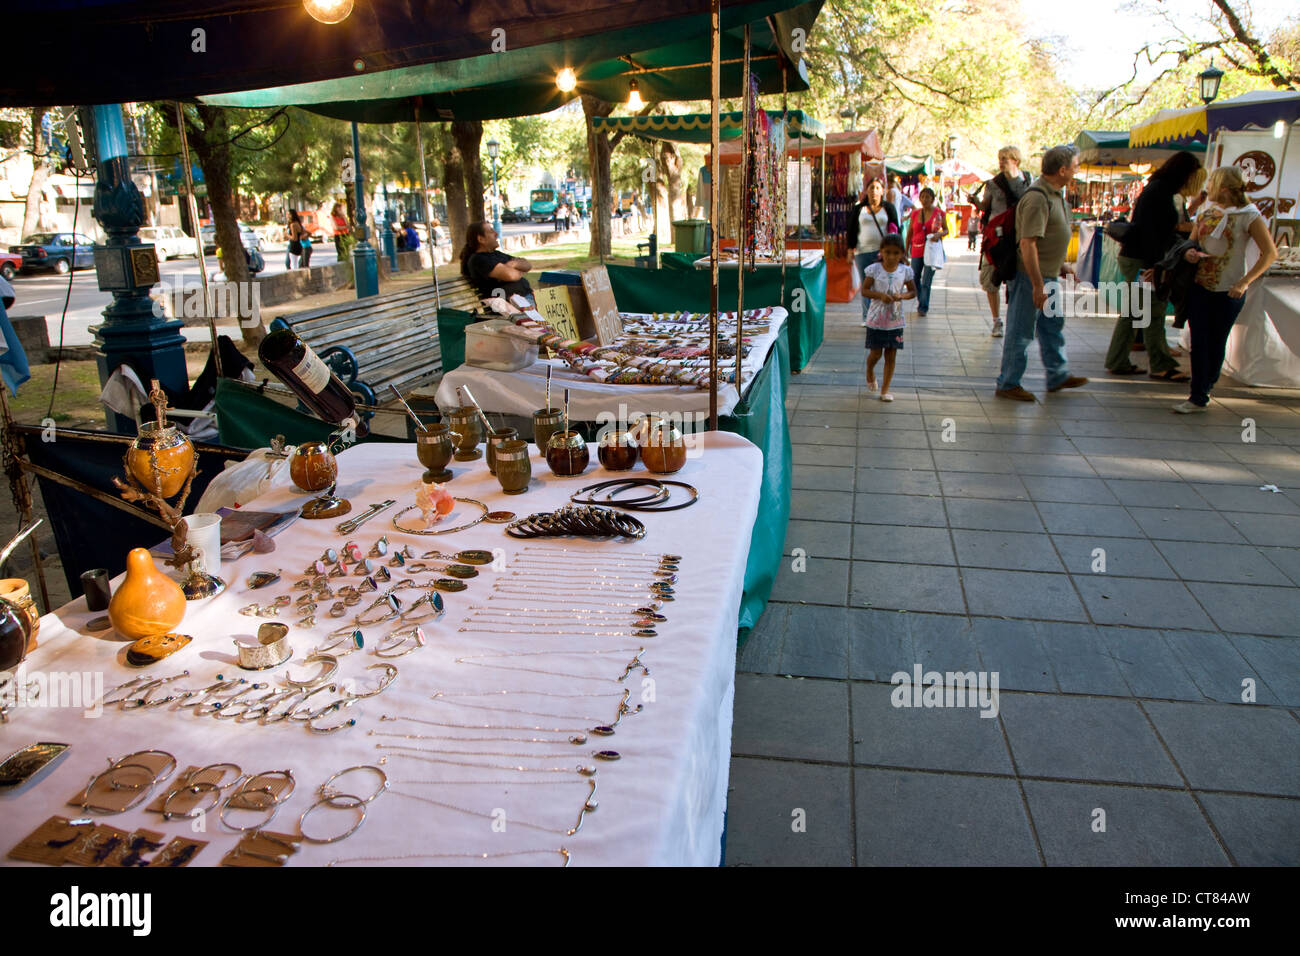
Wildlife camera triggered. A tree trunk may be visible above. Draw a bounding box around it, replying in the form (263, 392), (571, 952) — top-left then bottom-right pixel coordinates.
(442, 125), (469, 253)
(582, 95), (614, 259)
(453, 121), (486, 223)
(22, 107), (51, 238)
(660, 140), (683, 225)
(188, 105), (264, 348)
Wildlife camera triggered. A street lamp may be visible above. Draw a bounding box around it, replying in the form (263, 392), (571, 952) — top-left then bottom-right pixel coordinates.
(839, 106), (855, 131)
(1199, 61), (1225, 104)
(947, 134), (960, 159)
(486, 138), (501, 236)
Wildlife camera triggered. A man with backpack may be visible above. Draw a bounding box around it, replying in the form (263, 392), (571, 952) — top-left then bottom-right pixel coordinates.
(994, 144), (1088, 402)
(977, 146), (1031, 337)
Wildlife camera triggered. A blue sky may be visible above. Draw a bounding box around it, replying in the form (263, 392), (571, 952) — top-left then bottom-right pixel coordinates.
(1021, 0), (1299, 90)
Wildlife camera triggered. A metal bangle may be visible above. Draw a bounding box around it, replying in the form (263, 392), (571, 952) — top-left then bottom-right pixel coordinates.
(111, 749), (178, 783)
(308, 699), (358, 734)
(219, 796), (280, 832)
(340, 664), (397, 700)
(372, 627), (426, 659)
(181, 763), (244, 790)
(232, 769), (296, 807)
(282, 654), (339, 689)
(286, 684), (338, 721)
(319, 765), (388, 805)
(298, 794), (367, 844)
(162, 781), (222, 821)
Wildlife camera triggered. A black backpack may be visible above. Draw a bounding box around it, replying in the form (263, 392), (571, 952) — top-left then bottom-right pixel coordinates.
(982, 179), (1053, 284)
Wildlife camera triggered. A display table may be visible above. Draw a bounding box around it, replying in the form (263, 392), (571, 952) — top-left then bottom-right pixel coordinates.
(435, 309), (787, 421)
(1222, 274), (1300, 387)
(1, 434), (763, 867)
(618, 259), (824, 372)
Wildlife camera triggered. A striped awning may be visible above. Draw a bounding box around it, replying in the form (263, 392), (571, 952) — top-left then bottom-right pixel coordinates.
(592, 110), (823, 143)
(1130, 106), (1207, 149)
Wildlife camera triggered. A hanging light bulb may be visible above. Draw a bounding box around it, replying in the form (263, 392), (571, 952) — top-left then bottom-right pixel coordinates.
(626, 79), (644, 111)
(1275, 119), (1287, 140)
(304, 0), (354, 24)
(556, 68), (578, 93)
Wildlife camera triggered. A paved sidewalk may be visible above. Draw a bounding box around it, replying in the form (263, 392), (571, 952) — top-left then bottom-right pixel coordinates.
(727, 242), (1300, 866)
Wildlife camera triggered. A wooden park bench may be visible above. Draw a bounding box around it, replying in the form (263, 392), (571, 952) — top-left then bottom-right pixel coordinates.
(270, 277), (482, 405)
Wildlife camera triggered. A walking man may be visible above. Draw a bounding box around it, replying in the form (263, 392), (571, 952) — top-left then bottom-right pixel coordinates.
(994, 144), (1088, 402)
(977, 146), (1031, 337)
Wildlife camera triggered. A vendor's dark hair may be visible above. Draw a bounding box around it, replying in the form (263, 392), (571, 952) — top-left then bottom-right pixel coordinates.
(919, 186), (936, 200)
(879, 234), (905, 253)
(459, 221), (491, 281)
(1150, 150), (1203, 192)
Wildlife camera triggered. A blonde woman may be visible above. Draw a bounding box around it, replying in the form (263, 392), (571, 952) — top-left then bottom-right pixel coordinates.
(1176, 165), (1278, 413)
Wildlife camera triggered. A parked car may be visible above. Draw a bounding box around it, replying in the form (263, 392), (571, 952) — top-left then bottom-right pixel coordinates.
(139, 226), (196, 261)
(0, 251), (21, 280)
(500, 206), (528, 224)
(8, 232), (96, 274)
(200, 222), (261, 256)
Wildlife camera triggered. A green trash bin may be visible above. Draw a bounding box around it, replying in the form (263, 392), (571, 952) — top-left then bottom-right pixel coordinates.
(672, 219), (711, 256)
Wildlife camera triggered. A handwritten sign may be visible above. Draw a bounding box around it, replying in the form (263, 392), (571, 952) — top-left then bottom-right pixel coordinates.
(534, 286), (581, 356)
(581, 266), (623, 345)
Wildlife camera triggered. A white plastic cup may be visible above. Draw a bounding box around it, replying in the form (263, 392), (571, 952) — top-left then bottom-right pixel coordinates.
(182, 513), (222, 578)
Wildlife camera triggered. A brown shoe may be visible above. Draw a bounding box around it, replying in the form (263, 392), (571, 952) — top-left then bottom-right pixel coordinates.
(995, 386), (1036, 402)
(1048, 376), (1089, 392)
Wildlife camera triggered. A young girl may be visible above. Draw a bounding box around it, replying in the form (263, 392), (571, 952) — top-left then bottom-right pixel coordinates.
(862, 234), (916, 402)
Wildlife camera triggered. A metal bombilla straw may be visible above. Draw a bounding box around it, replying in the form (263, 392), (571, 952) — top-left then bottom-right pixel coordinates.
(389, 385), (426, 432)
(562, 387), (571, 468)
(545, 365), (552, 412)
(0, 519), (43, 569)
(460, 385), (495, 437)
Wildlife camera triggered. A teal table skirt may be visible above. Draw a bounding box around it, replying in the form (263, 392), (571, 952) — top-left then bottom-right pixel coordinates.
(721, 322), (792, 633)
(607, 262), (824, 373)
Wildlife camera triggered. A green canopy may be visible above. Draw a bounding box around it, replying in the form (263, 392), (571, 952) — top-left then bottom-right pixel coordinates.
(591, 110), (823, 143)
(1073, 128), (1205, 168)
(885, 154), (934, 176)
(201, 1), (822, 123)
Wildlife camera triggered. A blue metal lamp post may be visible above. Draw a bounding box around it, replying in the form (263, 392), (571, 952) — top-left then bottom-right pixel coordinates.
(89, 103), (187, 433)
(350, 121), (379, 298)
(487, 138), (502, 236)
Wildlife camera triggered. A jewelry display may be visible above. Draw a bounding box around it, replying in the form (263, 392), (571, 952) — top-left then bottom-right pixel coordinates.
(504, 506), (646, 540)
(519, 547), (682, 563)
(316, 628), (366, 655)
(307, 699), (359, 734)
(319, 765), (389, 805)
(379, 713), (606, 741)
(335, 499), (397, 535)
(379, 747), (598, 777)
(246, 569), (282, 589)
(485, 511), (517, 523)
(405, 561), (478, 578)
(74, 751), (178, 814)
(387, 784), (595, 837)
(458, 624), (658, 638)
(372, 625), (427, 659)
(420, 548), (493, 565)
(392, 498), (489, 536)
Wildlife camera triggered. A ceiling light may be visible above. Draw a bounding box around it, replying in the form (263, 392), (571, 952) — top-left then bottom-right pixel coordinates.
(626, 79), (644, 111)
(304, 0), (354, 25)
(556, 68), (577, 93)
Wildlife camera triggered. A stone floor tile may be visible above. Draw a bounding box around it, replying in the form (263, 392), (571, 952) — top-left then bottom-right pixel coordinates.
(738, 603), (789, 674)
(769, 556), (850, 607)
(1020, 475), (1118, 504)
(790, 489), (855, 523)
(853, 493), (947, 527)
(779, 605), (850, 679)
(1220, 511), (1300, 548)
(850, 562), (967, 614)
(951, 529), (1065, 572)
(1033, 622), (1131, 697)
(724, 758), (853, 866)
(851, 525), (955, 565)
(1036, 502), (1143, 537)
(1143, 700), (1300, 796)
(1051, 534), (1177, 579)
(1192, 582), (1300, 637)
(945, 498), (1044, 533)
(1153, 541), (1292, 586)
(1072, 576), (1214, 630)
(967, 617), (1059, 692)
(961, 568), (1088, 621)
(851, 682), (1013, 773)
(731, 674), (850, 763)
(791, 464), (856, 493)
(1198, 793), (1300, 865)
(1226, 634), (1300, 706)
(783, 519), (853, 561)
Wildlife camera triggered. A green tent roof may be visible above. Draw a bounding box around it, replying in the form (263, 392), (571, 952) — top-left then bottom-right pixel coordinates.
(201, 1), (821, 123)
(885, 154), (934, 176)
(591, 110), (823, 143)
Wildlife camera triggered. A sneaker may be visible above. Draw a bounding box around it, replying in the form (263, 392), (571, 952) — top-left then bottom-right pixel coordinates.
(1172, 400), (1207, 414)
(880, 393), (894, 403)
(995, 385), (1036, 402)
(991, 321), (1003, 338)
(1048, 376), (1089, 393)
(865, 379), (878, 392)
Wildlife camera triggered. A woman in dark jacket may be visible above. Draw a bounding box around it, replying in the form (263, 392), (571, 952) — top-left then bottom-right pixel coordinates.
(1105, 151), (1201, 380)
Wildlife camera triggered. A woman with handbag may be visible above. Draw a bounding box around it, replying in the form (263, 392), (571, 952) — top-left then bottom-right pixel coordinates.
(908, 187), (948, 317)
(847, 179), (899, 327)
(1175, 165), (1277, 414)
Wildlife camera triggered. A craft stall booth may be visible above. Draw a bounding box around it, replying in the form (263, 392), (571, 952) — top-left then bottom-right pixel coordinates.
(0, 0), (824, 872)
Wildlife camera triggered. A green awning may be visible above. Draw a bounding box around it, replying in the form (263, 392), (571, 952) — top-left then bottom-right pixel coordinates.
(201, 2), (822, 123)
(1074, 128), (1205, 167)
(885, 154), (934, 176)
(591, 110), (823, 143)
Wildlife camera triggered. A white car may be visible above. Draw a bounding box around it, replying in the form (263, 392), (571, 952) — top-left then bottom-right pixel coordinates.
(139, 226), (197, 261)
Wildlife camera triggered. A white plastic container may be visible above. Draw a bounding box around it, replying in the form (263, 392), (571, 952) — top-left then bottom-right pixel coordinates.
(464, 319), (540, 372)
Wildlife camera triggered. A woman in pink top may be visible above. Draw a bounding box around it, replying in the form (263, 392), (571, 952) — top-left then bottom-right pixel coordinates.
(908, 187), (948, 316)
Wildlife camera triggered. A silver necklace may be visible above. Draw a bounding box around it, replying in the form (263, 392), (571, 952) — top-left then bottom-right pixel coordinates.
(329, 847), (571, 867)
(387, 784), (595, 836)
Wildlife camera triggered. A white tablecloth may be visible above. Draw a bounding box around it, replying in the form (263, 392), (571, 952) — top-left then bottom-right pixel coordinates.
(694, 251), (824, 269)
(436, 309), (786, 421)
(1223, 275), (1300, 387)
(1, 434), (762, 866)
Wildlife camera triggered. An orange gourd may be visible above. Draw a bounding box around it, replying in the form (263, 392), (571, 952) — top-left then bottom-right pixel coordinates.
(108, 548), (186, 641)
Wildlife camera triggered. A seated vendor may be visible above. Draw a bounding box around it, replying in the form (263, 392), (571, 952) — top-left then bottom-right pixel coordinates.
(460, 221), (533, 302)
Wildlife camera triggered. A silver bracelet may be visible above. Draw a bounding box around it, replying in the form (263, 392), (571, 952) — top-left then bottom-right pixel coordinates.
(298, 794), (367, 844)
(319, 765), (388, 805)
(340, 664), (397, 700)
(308, 699), (358, 734)
(282, 654), (339, 689)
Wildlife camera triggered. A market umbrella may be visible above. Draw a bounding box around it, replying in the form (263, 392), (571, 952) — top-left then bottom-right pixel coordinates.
(1207, 90), (1300, 134)
(935, 157), (993, 186)
(885, 154), (934, 177)
(1130, 105), (1208, 149)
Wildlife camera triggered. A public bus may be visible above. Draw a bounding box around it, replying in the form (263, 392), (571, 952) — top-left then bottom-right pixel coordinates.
(529, 187), (558, 222)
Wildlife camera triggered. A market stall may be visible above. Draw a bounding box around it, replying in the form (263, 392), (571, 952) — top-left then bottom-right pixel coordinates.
(1, 432), (764, 867)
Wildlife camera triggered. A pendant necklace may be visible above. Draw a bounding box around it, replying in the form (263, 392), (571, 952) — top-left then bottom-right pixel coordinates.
(329, 847), (570, 867)
(386, 783), (596, 836)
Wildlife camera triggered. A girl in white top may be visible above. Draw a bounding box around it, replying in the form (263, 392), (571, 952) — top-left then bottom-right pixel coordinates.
(861, 234), (916, 402)
(1176, 165), (1277, 413)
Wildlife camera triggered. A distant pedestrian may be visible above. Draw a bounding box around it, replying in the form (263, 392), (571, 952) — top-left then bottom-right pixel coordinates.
(1175, 165), (1278, 414)
(287, 210), (308, 269)
(994, 144), (1087, 402)
(907, 187), (947, 318)
(967, 214), (979, 250)
(403, 220), (420, 251)
(977, 146), (1031, 338)
(331, 202), (353, 261)
(888, 174), (913, 217)
(861, 234), (916, 403)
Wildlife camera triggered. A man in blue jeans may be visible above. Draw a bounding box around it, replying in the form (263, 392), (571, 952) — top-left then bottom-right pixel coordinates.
(995, 144), (1088, 402)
